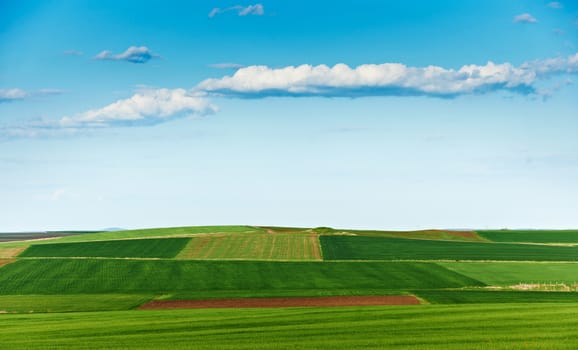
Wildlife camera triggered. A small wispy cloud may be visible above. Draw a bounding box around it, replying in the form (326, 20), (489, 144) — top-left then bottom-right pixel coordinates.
(94, 46), (159, 64)
(209, 63), (245, 69)
(51, 188), (69, 201)
(547, 2), (563, 9)
(514, 13), (538, 23)
(209, 4), (264, 18)
(0, 88), (62, 103)
(63, 50), (84, 56)
(553, 28), (565, 36)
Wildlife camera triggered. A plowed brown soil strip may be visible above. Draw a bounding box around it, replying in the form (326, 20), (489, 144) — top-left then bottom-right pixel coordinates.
(436, 230), (483, 241)
(0, 247), (27, 258)
(139, 296), (420, 309)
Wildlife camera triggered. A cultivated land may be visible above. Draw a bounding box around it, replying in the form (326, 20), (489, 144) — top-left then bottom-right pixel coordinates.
(19, 238), (190, 258)
(478, 229), (578, 243)
(2, 225), (578, 348)
(177, 232), (321, 260)
(320, 235), (578, 261)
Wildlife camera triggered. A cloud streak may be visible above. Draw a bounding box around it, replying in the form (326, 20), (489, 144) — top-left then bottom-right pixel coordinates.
(94, 46), (159, 64)
(209, 4), (264, 18)
(196, 53), (578, 98)
(0, 88), (62, 103)
(547, 2), (563, 9)
(209, 63), (245, 69)
(514, 13), (538, 23)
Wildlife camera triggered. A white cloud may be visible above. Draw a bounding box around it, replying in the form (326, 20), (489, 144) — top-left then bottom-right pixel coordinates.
(58, 88), (216, 128)
(0, 88), (62, 103)
(1, 89), (216, 138)
(209, 63), (245, 69)
(4, 53), (578, 139)
(94, 46), (159, 64)
(522, 53), (578, 76)
(514, 13), (538, 23)
(0, 88), (28, 102)
(238, 4), (264, 16)
(209, 4), (264, 18)
(547, 2), (563, 9)
(196, 53), (578, 98)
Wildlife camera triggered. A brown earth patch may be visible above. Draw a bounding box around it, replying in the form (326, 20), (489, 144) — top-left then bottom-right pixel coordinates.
(309, 235), (322, 260)
(139, 296), (420, 310)
(433, 230), (483, 241)
(0, 247), (27, 258)
(436, 230), (482, 240)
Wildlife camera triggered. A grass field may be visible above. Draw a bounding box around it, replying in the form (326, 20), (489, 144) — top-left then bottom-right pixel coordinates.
(0, 226), (258, 248)
(478, 230), (578, 243)
(342, 229), (487, 242)
(2, 304), (578, 349)
(440, 262), (578, 286)
(321, 235), (578, 261)
(177, 233), (321, 260)
(0, 259), (14, 268)
(0, 231), (99, 242)
(0, 259), (483, 295)
(0, 294), (151, 313)
(4, 225), (578, 349)
(415, 290), (578, 304)
(19, 238), (190, 258)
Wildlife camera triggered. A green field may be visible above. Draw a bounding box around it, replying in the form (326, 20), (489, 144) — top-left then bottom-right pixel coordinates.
(478, 230), (578, 243)
(321, 235), (578, 261)
(3, 225), (578, 348)
(177, 233), (321, 260)
(2, 304), (578, 349)
(0, 225), (257, 248)
(19, 238), (190, 258)
(440, 262), (578, 286)
(415, 290), (578, 304)
(341, 229), (487, 242)
(0, 294), (151, 313)
(0, 259), (482, 295)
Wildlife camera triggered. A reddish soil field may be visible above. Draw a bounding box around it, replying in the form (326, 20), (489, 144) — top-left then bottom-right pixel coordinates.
(433, 230), (483, 240)
(139, 295), (420, 309)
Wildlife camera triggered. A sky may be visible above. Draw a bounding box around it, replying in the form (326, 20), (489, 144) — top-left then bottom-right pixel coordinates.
(1, 0), (577, 231)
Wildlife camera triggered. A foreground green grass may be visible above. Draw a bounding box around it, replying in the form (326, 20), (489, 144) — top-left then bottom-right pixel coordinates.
(415, 290), (578, 304)
(321, 235), (578, 261)
(2, 304), (578, 349)
(0, 294), (151, 313)
(441, 262), (578, 286)
(0, 259), (482, 294)
(19, 238), (190, 258)
(477, 230), (578, 243)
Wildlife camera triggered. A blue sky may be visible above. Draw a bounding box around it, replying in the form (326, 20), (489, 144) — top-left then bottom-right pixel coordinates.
(1, 0), (577, 231)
